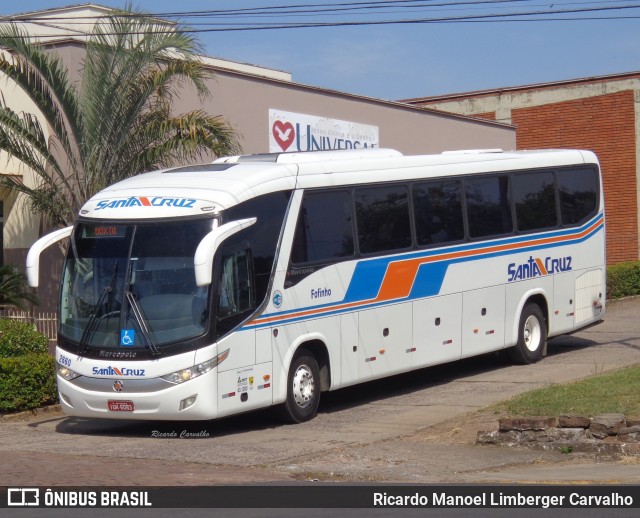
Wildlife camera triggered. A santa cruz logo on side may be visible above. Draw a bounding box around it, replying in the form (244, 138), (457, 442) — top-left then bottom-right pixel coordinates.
(92, 366), (146, 376)
(95, 196), (196, 210)
(507, 255), (572, 282)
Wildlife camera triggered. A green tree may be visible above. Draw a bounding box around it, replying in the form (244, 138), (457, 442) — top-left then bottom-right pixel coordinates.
(0, 264), (38, 310)
(0, 6), (241, 228)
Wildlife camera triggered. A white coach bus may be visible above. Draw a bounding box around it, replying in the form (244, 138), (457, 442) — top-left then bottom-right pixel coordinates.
(27, 148), (605, 423)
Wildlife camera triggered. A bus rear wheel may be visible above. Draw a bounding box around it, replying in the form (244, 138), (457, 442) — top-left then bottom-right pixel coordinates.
(509, 303), (547, 365)
(279, 352), (321, 424)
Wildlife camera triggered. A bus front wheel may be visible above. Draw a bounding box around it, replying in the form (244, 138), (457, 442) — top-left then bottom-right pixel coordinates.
(509, 303), (547, 365)
(279, 352), (321, 424)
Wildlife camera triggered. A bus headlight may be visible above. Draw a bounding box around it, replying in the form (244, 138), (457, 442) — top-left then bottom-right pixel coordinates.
(161, 349), (230, 384)
(57, 364), (80, 381)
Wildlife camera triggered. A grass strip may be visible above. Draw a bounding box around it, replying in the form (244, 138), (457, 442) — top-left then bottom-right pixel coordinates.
(493, 364), (640, 418)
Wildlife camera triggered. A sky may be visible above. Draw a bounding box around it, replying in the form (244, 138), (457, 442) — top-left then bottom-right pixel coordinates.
(1, 0), (639, 101)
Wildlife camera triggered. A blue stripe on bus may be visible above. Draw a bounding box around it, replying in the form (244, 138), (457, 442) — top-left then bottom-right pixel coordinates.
(243, 212), (604, 330)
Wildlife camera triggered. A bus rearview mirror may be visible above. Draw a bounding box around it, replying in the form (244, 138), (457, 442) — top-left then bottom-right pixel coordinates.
(194, 218), (257, 287)
(26, 226), (74, 288)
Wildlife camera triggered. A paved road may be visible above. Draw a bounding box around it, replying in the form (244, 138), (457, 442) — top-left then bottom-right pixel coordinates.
(1, 297), (640, 486)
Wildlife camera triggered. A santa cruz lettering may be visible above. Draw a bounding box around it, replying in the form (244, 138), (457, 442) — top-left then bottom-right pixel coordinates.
(507, 255), (572, 282)
(95, 196), (197, 210)
(92, 366), (146, 376)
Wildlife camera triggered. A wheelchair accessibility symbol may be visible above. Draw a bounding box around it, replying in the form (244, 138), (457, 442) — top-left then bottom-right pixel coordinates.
(120, 329), (135, 347)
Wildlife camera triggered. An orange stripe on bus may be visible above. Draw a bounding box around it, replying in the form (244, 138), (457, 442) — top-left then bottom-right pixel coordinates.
(376, 261), (419, 300)
(373, 219), (602, 303)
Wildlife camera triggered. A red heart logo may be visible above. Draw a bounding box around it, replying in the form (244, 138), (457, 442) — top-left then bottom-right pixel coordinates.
(272, 120), (295, 152)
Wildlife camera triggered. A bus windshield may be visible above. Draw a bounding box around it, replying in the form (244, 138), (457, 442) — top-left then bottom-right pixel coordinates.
(60, 218), (217, 351)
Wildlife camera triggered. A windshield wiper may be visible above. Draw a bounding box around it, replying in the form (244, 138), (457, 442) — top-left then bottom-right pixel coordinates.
(125, 290), (160, 356)
(78, 261), (119, 354)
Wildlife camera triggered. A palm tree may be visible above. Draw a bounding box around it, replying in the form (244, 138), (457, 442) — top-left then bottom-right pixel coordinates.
(0, 6), (241, 228)
(0, 264), (38, 310)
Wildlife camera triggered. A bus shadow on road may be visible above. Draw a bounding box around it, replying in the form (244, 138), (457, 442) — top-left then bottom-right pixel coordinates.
(53, 407), (282, 438)
(51, 335), (599, 438)
(319, 334), (598, 415)
(546, 335), (600, 352)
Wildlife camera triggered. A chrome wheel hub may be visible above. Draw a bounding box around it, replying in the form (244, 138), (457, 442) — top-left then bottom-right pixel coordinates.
(523, 315), (541, 352)
(292, 365), (315, 408)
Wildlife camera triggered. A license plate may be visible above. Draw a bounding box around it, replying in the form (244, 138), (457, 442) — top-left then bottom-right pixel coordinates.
(108, 400), (134, 412)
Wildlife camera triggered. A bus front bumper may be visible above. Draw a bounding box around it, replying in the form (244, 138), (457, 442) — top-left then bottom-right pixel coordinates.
(56, 370), (218, 421)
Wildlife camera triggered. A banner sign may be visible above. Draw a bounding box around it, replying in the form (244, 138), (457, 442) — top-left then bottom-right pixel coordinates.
(3, 485), (639, 509)
(269, 109), (379, 153)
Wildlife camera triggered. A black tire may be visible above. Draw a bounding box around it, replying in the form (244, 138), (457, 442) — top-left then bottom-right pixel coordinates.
(278, 352), (321, 424)
(508, 303), (547, 365)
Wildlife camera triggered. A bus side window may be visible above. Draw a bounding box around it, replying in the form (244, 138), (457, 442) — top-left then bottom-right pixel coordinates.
(413, 179), (464, 246)
(355, 184), (411, 254)
(217, 249), (254, 320)
(291, 190), (355, 264)
(512, 171), (557, 232)
(465, 175), (512, 239)
(557, 167), (599, 225)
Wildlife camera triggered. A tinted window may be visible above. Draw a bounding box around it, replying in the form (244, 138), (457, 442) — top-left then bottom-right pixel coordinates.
(291, 190), (354, 264)
(217, 249), (254, 319)
(512, 171), (557, 232)
(355, 184), (411, 254)
(223, 191), (291, 306)
(465, 176), (512, 238)
(413, 180), (464, 246)
(215, 247), (255, 339)
(557, 168), (599, 225)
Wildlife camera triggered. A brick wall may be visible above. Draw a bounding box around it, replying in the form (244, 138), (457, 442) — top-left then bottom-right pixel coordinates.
(511, 91), (637, 264)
